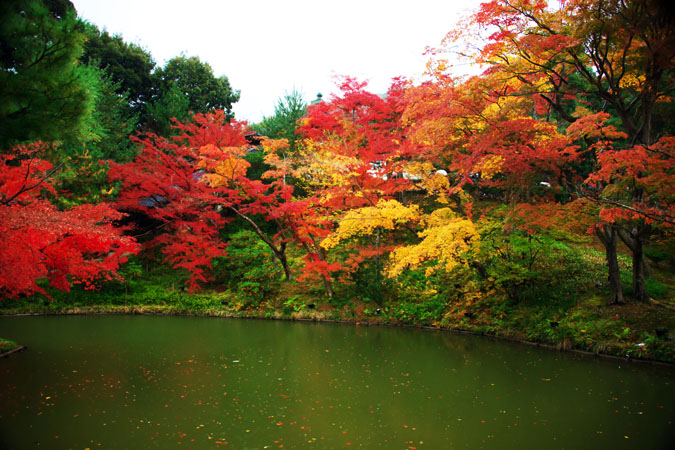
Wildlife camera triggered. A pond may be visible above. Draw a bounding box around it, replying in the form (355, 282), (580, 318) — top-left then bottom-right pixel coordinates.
(0, 316), (673, 449)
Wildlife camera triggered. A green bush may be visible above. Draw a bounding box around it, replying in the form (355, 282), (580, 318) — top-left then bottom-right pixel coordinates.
(620, 271), (670, 300)
(384, 268), (450, 325)
(645, 243), (675, 266)
(477, 222), (602, 307)
(388, 297), (446, 325)
(212, 230), (281, 305)
(645, 278), (670, 299)
(338, 260), (391, 304)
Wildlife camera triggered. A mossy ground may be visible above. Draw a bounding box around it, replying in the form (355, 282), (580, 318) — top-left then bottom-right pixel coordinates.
(0, 338), (19, 355)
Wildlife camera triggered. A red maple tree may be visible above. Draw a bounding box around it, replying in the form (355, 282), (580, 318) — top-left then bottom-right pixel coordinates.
(108, 112), (244, 290)
(0, 142), (138, 299)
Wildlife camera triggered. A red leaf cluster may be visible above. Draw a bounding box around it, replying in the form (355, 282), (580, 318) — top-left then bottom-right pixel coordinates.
(1, 143), (138, 298)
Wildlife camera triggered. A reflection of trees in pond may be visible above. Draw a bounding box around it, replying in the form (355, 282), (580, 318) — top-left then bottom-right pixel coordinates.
(1, 317), (674, 448)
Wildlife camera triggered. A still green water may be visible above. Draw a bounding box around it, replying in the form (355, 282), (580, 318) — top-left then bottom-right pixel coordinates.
(0, 316), (673, 449)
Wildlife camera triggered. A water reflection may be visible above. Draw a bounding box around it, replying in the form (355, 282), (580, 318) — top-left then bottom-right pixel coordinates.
(0, 316), (673, 449)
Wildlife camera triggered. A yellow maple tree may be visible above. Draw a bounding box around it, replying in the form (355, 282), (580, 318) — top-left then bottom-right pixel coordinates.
(387, 208), (478, 277)
(321, 199), (420, 249)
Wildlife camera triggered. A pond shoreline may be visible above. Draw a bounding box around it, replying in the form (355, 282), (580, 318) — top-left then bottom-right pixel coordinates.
(3, 306), (674, 368)
(0, 345), (27, 359)
(0, 336), (26, 359)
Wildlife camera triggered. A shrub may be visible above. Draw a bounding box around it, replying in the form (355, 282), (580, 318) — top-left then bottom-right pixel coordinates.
(212, 230), (281, 305)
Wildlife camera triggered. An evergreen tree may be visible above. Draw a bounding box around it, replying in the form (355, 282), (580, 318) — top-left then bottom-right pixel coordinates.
(81, 22), (155, 119)
(0, 0), (91, 148)
(151, 55), (240, 119)
(145, 83), (192, 136)
(253, 89), (307, 152)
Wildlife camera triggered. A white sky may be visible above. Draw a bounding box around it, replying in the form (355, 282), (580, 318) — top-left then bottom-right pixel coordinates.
(73, 0), (482, 124)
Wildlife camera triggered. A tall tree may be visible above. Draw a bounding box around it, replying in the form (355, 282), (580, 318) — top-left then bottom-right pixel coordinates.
(461, 0), (674, 145)
(253, 88), (307, 152)
(81, 22), (156, 118)
(112, 110), (345, 294)
(151, 56), (240, 119)
(587, 135), (675, 301)
(284, 78), (425, 291)
(179, 115), (320, 285)
(0, 0), (91, 148)
(108, 111), (248, 290)
(145, 83), (191, 137)
(419, 0), (674, 303)
(52, 65), (139, 209)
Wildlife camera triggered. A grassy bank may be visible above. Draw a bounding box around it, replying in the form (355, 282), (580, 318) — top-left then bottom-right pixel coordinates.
(1, 276), (673, 364)
(2, 230), (674, 363)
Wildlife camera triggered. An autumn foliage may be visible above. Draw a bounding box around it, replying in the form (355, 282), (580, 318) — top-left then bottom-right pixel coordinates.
(1, 0), (672, 308)
(0, 142), (137, 298)
(107, 111), (249, 290)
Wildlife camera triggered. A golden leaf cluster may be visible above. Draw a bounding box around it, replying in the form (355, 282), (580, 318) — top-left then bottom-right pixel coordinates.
(321, 200), (420, 249)
(387, 208), (478, 278)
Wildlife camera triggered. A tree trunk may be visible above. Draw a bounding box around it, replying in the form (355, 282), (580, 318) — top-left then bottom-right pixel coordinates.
(632, 238), (648, 302)
(320, 273), (335, 298)
(375, 228), (382, 286)
(595, 224), (625, 305)
(471, 260), (487, 278)
(273, 243), (293, 281)
(311, 238), (335, 299)
(618, 226), (650, 302)
(300, 240), (334, 299)
(229, 206), (293, 281)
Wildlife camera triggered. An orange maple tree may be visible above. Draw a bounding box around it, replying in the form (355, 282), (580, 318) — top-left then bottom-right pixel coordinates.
(406, 0), (674, 304)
